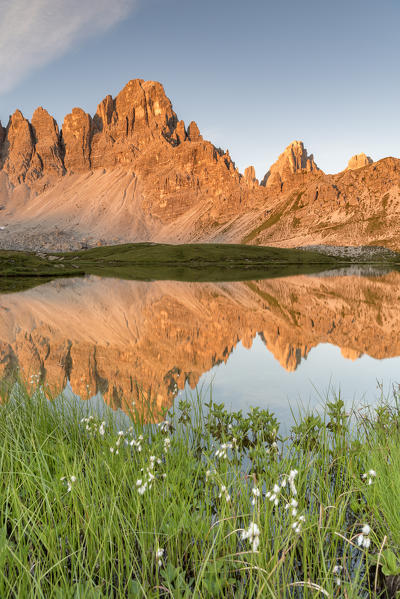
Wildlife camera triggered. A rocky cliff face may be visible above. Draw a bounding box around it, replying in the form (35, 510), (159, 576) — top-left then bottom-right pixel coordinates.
(347, 153), (373, 170)
(1, 79), (400, 250)
(0, 79), (247, 197)
(261, 141), (321, 189)
(239, 156), (400, 249)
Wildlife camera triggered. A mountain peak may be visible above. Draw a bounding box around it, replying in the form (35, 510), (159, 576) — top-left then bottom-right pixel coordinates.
(346, 153), (373, 170)
(261, 140), (321, 188)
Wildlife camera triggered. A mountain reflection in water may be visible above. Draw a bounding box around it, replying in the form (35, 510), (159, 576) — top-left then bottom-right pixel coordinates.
(0, 272), (399, 418)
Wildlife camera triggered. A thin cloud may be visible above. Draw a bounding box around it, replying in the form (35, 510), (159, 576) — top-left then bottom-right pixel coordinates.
(0, 0), (138, 93)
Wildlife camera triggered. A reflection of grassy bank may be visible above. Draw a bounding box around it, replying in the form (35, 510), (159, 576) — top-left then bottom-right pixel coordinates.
(1, 382), (400, 597)
(0, 243), (343, 292)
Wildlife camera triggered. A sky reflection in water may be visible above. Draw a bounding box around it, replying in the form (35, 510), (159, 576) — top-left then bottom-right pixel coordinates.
(186, 336), (400, 429)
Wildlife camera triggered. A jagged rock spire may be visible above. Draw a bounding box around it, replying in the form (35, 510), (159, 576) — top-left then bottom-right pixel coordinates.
(262, 140), (320, 188)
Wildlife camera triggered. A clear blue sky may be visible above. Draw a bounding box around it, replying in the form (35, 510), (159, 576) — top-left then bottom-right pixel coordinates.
(1, 0), (399, 178)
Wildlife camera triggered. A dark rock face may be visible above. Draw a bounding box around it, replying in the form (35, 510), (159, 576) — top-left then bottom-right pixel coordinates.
(187, 121), (202, 141)
(0, 121), (5, 147)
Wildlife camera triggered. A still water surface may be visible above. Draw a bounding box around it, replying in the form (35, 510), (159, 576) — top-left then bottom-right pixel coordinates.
(1, 270), (399, 426)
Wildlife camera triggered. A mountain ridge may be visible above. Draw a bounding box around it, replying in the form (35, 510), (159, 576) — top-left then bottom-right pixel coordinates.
(0, 78), (399, 251)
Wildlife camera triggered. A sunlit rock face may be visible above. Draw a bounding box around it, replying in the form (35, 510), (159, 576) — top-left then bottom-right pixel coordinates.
(0, 272), (399, 416)
(2, 79), (400, 251)
(346, 153), (373, 170)
(261, 140), (321, 189)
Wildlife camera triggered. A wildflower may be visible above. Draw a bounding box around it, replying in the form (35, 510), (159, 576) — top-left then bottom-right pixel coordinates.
(361, 469), (376, 485)
(163, 437), (171, 453)
(156, 547), (164, 567)
(218, 485), (231, 502)
(159, 420), (171, 433)
(292, 515), (305, 534)
(251, 487), (261, 506)
(288, 469), (298, 496)
(99, 421), (105, 436)
(266, 483), (281, 506)
(60, 475), (77, 493)
(357, 524), (371, 549)
(333, 565), (343, 587)
(241, 522), (260, 552)
(206, 469), (216, 481)
(215, 442), (233, 459)
(130, 438), (142, 452)
(285, 498), (298, 517)
(136, 479), (147, 495)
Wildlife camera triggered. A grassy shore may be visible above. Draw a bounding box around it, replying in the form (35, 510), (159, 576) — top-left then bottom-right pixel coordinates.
(0, 243), (350, 293)
(1, 381), (399, 598)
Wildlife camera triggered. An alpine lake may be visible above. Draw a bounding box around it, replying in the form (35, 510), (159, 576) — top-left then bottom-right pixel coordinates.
(2, 242), (400, 430)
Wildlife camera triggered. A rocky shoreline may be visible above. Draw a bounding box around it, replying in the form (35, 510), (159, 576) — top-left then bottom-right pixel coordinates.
(298, 244), (400, 262)
(0, 225), (114, 253)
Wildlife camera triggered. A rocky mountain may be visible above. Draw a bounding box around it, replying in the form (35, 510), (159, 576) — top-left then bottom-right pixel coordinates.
(347, 153), (373, 170)
(261, 140), (321, 189)
(0, 78), (400, 250)
(0, 273), (398, 416)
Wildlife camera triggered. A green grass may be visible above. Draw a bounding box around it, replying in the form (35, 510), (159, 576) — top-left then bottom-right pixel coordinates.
(0, 243), (342, 293)
(2, 242), (400, 293)
(241, 208), (288, 244)
(241, 192), (304, 244)
(0, 380), (399, 597)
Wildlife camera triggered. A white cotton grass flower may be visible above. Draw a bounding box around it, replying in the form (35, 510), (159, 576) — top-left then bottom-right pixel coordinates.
(251, 486), (261, 506)
(292, 515), (305, 534)
(285, 498), (298, 517)
(29, 373), (40, 385)
(136, 479), (147, 495)
(130, 437), (143, 452)
(155, 547), (164, 567)
(218, 484), (231, 503)
(159, 420), (171, 433)
(357, 524), (371, 549)
(205, 468), (216, 481)
(81, 416), (106, 437)
(241, 522), (260, 552)
(135, 454), (163, 495)
(361, 469), (376, 485)
(288, 469), (298, 496)
(60, 475), (77, 493)
(333, 564), (343, 587)
(266, 483), (281, 506)
(215, 442), (233, 460)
